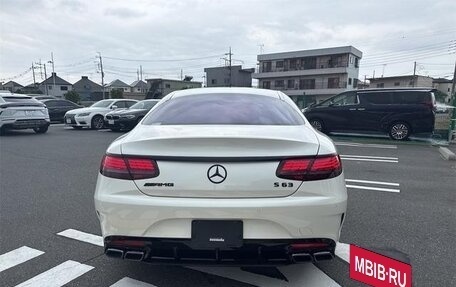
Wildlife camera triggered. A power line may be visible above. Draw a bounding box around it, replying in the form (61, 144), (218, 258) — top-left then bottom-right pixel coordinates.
(363, 40), (455, 59)
(103, 53), (225, 62)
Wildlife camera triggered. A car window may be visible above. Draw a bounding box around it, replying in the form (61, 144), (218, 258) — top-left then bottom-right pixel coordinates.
(143, 94), (305, 125)
(130, 101), (158, 110)
(91, 100), (115, 108)
(126, 101), (137, 108)
(114, 101), (126, 108)
(391, 91), (431, 104)
(45, 100), (58, 107)
(319, 92), (358, 107)
(360, 92), (392, 105)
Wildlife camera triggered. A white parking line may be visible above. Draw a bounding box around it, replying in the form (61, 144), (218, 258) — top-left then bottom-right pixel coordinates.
(346, 184), (400, 193)
(341, 154), (398, 160)
(341, 157), (398, 163)
(14, 260), (94, 287)
(345, 179), (400, 186)
(335, 142), (397, 149)
(111, 277), (158, 287)
(0, 246), (44, 273)
(335, 242), (350, 263)
(57, 229), (104, 247)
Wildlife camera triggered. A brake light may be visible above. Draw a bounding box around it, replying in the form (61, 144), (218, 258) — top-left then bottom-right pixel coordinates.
(276, 155), (342, 181)
(100, 155), (159, 180)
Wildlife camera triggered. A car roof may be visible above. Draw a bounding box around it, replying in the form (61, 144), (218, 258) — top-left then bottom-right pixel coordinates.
(1, 93), (32, 98)
(357, 87), (435, 92)
(169, 87), (281, 99)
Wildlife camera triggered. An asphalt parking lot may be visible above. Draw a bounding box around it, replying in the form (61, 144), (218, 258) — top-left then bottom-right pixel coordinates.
(1, 125), (455, 287)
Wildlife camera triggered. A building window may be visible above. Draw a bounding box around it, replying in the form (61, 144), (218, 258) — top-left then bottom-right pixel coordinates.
(299, 79), (316, 89)
(48, 85), (53, 90)
(328, 78), (340, 89)
(376, 83), (385, 88)
(210, 79), (216, 85)
(262, 62), (272, 72)
(276, 61), (284, 68)
(287, 79), (295, 89)
(394, 82), (400, 86)
(165, 83), (171, 88)
(262, 81), (271, 89)
(354, 58), (359, 68)
(348, 78), (352, 85)
(289, 59), (297, 70)
(353, 78), (358, 88)
(274, 80), (284, 88)
(60, 86), (68, 91)
(303, 57), (317, 70)
(449, 87), (451, 92)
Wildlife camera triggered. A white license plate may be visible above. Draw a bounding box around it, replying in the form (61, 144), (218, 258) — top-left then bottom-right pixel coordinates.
(66, 118), (71, 124)
(108, 120), (114, 125)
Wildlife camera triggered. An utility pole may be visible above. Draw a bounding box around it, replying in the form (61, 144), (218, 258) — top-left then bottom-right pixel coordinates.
(180, 69), (183, 80)
(43, 63), (48, 95)
(412, 61), (417, 87)
(49, 52), (56, 96)
(363, 75), (367, 89)
(32, 62), (36, 86)
(224, 47), (233, 87)
(97, 52), (106, 99)
(140, 65), (143, 81)
(229, 47), (232, 87)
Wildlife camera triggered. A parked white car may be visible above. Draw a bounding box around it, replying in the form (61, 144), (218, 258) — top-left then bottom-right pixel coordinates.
(64, 99), (138, 129)
(0, 93), (50, 134)
(95, 88), (347, 265)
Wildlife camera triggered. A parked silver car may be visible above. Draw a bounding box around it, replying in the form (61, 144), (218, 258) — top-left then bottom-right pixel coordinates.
(0, 93), (50, 134)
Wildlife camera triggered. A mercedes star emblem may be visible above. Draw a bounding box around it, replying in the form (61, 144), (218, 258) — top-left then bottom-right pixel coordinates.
(207, 164), (227, 184)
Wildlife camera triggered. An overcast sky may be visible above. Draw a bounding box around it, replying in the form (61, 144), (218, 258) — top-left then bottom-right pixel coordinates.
(1, 0), (455, 86)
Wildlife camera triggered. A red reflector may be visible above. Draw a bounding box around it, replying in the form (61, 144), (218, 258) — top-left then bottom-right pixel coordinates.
(291, 242), (329, 251)
(110, 239), (146, 248)
(100, 155), (159, 180)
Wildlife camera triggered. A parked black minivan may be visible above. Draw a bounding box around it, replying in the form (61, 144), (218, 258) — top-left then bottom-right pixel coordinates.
(304, 88), (436, 140)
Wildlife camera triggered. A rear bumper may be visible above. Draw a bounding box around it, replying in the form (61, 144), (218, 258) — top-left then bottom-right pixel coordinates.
(0, 118), (50, 130)
(95, 174), (347, 244)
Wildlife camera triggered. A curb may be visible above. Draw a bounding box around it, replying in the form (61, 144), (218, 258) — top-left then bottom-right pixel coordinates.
(438, 147), (456, 161)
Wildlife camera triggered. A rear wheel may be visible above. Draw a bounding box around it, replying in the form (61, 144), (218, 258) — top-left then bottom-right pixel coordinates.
(389, 122), (410, 140)
(33, 126), (48, 134)
(309, 119), (324, 132)
(91, 115), (104, 130)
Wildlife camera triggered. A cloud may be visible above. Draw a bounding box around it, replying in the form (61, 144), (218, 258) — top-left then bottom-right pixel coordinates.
(104, 7), (146, 18)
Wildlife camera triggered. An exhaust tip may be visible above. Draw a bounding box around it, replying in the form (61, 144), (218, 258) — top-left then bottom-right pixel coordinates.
(124, 251), (145, 261)
(291, 253), (312, 262)
(106, 248), (124, 259)
(313, 251), (334, 262)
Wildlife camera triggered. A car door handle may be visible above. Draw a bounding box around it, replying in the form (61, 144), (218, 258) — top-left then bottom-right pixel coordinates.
(357, 108), (366, 111)
(349, 108), (356, 111)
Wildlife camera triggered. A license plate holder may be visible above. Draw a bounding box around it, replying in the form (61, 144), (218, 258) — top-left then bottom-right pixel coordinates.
(66, 118), (71, 124)
(108, 120), (114, 125)
(191, 220), (243, 249)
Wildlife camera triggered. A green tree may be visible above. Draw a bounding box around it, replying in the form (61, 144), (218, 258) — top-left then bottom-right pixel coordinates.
(64, 91), (80, 104)
(110, 89), (124, 99)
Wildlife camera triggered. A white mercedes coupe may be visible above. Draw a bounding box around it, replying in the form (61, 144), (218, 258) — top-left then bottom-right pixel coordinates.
(94, 87), (347, 265)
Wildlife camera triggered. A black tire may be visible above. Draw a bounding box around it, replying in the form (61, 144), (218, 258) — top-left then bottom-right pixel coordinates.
(91, 115), (104, 130)
(309, 118), (325, 132)
(33, 126), (48, 134)
(72, 126), (83, 130)
(389, 122), (410, 140)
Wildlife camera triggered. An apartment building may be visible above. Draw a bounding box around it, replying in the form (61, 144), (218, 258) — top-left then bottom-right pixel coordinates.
(204, 65), (254, 87)
(145, 78), (202, 99)
(252, 46), (362, 108)
(368, 75), (433, 89)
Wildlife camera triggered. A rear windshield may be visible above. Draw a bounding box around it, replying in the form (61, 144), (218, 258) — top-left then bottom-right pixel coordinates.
(142, 94), (305, 125)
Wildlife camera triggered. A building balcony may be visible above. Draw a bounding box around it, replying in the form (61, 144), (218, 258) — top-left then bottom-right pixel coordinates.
(253, 67), (349, 79)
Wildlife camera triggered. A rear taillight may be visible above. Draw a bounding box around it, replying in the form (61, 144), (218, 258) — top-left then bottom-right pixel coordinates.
(276, 154), (342, 181)
(100, 155), (159, 180)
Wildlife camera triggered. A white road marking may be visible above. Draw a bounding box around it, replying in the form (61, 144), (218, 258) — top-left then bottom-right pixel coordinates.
(335, 142), (397, 149)
(345, 179), (400, 186)
(14, 260), (93, 287)
(110, 277), (157, 287)
(57, 229), (104, 247)
(190, 264), (341, 287)
(346, 184), (400, 193)
(340, 154), (398, 160)
(335, 242), (350, 263)
(341, 157), (398, 163)
(0, 246), (44, 273)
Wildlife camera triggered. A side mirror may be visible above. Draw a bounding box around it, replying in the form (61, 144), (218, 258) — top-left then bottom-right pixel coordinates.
(111, 105), (118, 110)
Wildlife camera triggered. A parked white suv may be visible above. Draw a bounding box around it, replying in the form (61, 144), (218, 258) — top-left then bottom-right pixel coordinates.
(0, 93), (50, 134)
(64, 99), (138, 130)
